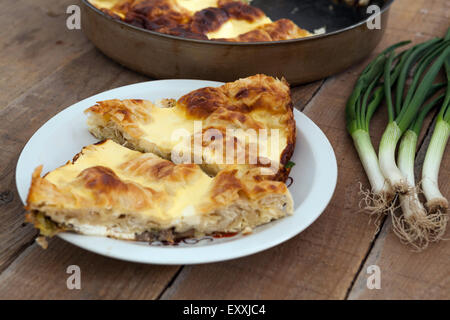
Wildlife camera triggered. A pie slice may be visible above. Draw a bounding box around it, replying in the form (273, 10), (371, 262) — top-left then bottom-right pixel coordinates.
(26, 140), (293, 244)
(85, 74), (296, 181)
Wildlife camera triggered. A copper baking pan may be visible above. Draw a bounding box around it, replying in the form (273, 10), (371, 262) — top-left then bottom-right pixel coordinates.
(80, 0), (394, 85)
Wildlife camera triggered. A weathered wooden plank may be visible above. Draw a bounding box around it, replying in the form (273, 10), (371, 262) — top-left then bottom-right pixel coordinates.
(0, 48), (148, 273)
(0, 0), (92, 109)
(0, 237), (180, 300)
(291, 80), (325, 110)
(159, 0), (450, 299)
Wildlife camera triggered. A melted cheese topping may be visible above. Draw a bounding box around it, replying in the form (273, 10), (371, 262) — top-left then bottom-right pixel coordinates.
(89, 0), (126, 18)
(89, 0), (117, 10)
(177, 0), (271, 39)
(206, 16), (272, 39)
(45, 140), (212, 221)
(140, 104), (194, 153)
(177, 0), (219, 13)
(250, 109), (288, 162)
(130, 102), (286, 168)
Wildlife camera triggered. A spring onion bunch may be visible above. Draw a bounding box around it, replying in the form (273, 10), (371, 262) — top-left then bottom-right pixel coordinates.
(422, 31), (450, 214)
(379, 38), (450, 193)
(378, 33), (450, 249)
(347, 28), (450, 249)
(346, 41), (410, 212)
(394, 94), (446, 249)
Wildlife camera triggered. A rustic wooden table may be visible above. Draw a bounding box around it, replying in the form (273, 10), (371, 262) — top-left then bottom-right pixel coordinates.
(0, 0), (449, 300)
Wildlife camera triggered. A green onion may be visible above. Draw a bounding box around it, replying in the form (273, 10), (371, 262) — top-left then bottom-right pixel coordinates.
(394, 94), (445, 250)
(346, 41), (410, 207)
(378, 41), (450, 193)
(346, 28), (450, 249)
(394, 38), (441, 115)
(422, 31), (450, 213)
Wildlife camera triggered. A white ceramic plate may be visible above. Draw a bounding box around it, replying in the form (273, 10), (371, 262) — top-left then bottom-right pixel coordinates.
(16, 79), (337, 265)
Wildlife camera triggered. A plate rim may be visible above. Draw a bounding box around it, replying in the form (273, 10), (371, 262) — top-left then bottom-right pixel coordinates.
(15, 79), (337, 265)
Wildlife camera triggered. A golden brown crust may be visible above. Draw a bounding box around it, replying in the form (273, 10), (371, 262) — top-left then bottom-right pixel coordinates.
(177, 74), (293, 120)
(263, 19), (311, 40)
(27, 165), (164, 215)
(210, 167), (289, 203)
(221, 74), (292, 114)
(119, 153), (200, 183)
(177, 86), (229, 119)
(90, 0), (310, 41)
(124, 0), (206, 39)
(215, 74), (297, 179)
(191, 0), (266, 35)
(86, 99), (154, 139)
(209, 169), (243, 204)
(218, 0), (265, 21)
(204, 107), (264, 130)
(76, 165), (164, 209)
(190, 7), (229, 35)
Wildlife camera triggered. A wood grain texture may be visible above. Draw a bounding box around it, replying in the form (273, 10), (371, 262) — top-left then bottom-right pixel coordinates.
(291, 80), (325, 110)
(0, 48), (148, 273)
(0, 0), (92, 110)
(0, 237), (179, 300)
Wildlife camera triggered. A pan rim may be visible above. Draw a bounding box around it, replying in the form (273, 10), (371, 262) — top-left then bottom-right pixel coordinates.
(81, 0), (394, 46)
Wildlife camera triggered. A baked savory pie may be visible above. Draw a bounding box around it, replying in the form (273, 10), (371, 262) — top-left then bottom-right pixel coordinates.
(85, 74), (296, 181)
(26, 140), (293, 244)
(88, 0), (312, 41)
(25, 74), (296, 246)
